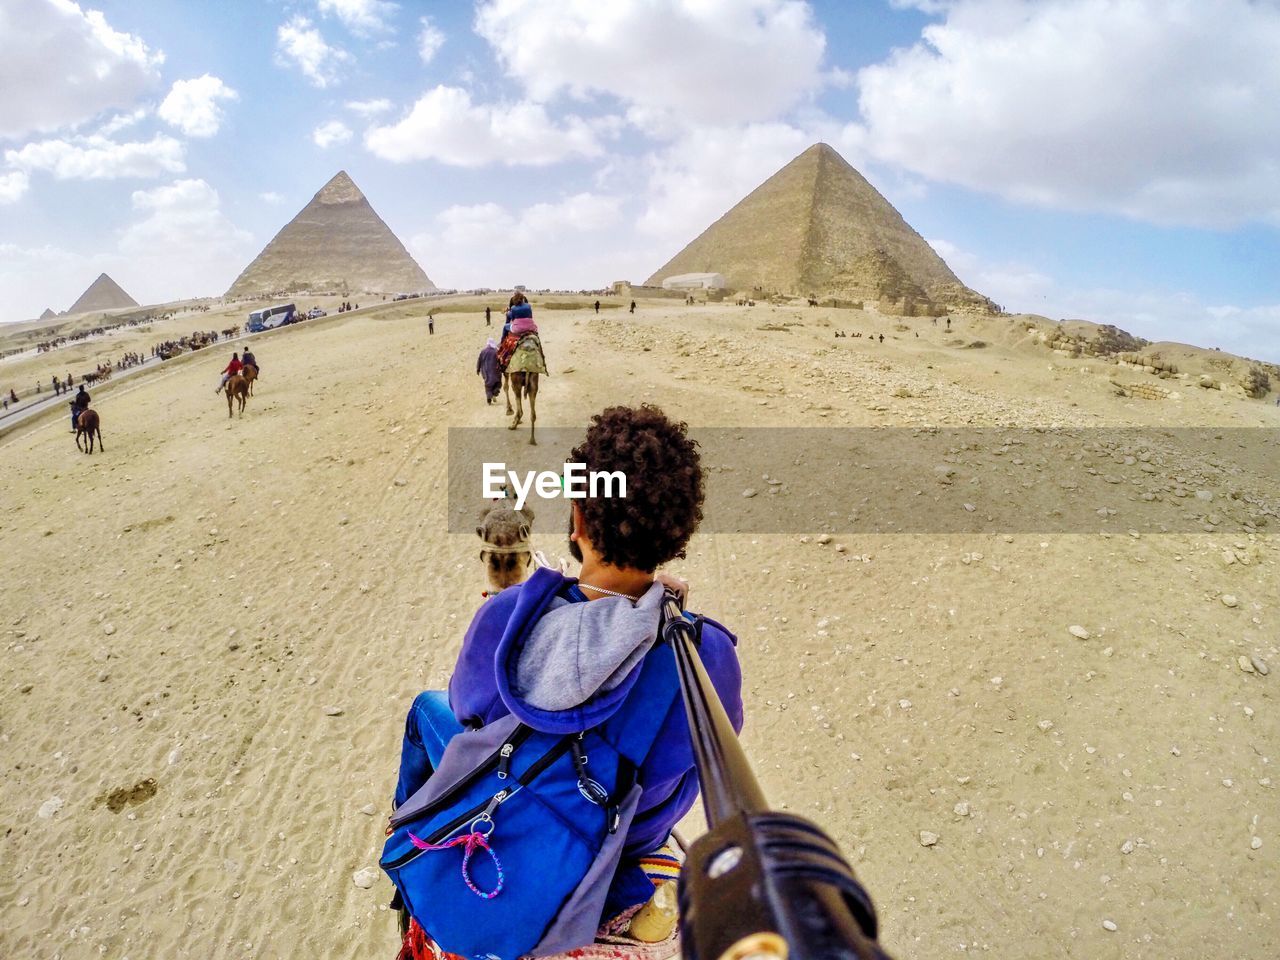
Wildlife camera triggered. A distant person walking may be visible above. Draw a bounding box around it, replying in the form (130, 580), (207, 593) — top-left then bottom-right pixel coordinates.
(630, 300), (636, 314)
(946, 317), (951, 330)
(477, 337), (501, 404)
(428, 313), (435, 335)
(594, 299), (600, 314)
(485, 306), (492, 326)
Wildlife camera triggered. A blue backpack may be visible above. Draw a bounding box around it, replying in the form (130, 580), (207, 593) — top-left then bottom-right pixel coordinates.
(381, 643), (680, 960)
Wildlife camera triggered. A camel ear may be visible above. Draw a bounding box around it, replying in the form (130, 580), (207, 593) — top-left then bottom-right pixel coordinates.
(476, 525), (486, 539)
(517, 524), (530, 541)
(520, 505), (534, 522)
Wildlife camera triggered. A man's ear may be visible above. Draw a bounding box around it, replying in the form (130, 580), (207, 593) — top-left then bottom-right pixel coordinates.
(569, 502), (583, 540)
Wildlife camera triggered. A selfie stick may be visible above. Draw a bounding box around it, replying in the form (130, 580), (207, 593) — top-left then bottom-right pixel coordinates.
(662, 595), (893, 960)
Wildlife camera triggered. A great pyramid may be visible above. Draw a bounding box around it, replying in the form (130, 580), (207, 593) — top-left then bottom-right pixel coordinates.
(645, 143), (992, 311)
(226, 171), (434, 297)
(66, 273), (138, 315)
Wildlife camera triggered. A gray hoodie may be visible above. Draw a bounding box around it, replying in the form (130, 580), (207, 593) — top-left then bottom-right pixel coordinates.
(511, 581), (666, 711)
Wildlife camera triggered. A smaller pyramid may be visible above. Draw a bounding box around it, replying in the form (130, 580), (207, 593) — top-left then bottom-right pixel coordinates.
(66, 273), (138, 314)
(39, 308), (56, 321)
(226, 171), (434, 297)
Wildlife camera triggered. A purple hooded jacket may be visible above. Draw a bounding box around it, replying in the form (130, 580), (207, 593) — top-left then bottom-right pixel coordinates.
(447, 567), (744, 860)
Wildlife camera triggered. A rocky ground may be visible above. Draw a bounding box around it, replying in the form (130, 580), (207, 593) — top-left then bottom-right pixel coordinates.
(1, 298), (1276, 959)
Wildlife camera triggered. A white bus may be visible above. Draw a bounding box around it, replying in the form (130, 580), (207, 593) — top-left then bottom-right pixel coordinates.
(246, 303), (296, 332)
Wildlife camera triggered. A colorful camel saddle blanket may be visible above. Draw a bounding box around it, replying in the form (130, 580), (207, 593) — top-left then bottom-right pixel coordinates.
(504, 333), (548, 375)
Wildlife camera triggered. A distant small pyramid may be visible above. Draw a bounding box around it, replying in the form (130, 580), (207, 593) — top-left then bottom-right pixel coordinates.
(646, 143), (991, 310)
(226, 171), (434, 297)
(66, 273), (138, 314)
(39, 307), (56, 321)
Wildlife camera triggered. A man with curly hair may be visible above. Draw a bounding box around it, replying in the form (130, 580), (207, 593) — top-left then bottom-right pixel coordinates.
(392, 404), (743, 944)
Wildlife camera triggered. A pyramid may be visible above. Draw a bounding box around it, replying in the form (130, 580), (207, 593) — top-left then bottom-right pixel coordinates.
(226, 171), (434, 297)
(645, 143), (992, 310)
(39, 308), (56, 321)
(66, 273), (138, 314)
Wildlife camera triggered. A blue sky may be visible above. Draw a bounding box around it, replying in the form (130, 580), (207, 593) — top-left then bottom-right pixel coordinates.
(2, 0), (1278, 361)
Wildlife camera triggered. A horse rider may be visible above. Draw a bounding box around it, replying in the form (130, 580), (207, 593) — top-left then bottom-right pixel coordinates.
(216, 352), (243, 393)
(70, 384), (90, 431)
(241, 348), (259, 375)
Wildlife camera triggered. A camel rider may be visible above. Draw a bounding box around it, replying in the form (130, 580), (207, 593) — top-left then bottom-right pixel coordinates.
(216, 352), (243, 393)
(70, 385), (90, 431)
(499, 292), (547, 373)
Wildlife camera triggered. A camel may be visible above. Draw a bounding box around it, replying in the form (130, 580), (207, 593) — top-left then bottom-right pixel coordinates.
(75, 409), (103, 454)
(477, 502), (535, 594)
(224, 373), (249, 418)
(242, 364), (258, 396)
(507, 371), (538, 444)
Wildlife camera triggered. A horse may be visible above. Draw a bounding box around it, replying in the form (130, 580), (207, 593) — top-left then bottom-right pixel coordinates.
(242, 363), (258, 396)
(224, 373), (249, 418)
(75, 409), (103, 454)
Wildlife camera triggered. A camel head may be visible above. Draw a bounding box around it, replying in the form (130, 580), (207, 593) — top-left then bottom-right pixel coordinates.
(477, 501), (535, 593)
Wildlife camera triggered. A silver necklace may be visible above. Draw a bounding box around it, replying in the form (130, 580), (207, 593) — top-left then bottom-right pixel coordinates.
(578, 582), (641, 602)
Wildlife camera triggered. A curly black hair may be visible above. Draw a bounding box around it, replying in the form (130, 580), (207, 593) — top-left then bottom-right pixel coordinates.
(569, 404), (704, 572)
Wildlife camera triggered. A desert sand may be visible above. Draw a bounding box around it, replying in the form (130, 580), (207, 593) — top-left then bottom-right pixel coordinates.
(1, 298), (1277, 959)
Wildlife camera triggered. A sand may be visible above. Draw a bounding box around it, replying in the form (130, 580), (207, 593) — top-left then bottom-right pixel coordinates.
(1, 299), (1277, 959)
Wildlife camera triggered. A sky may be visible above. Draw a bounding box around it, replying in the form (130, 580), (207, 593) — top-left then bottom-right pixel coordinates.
(1, 0), (1278, 362)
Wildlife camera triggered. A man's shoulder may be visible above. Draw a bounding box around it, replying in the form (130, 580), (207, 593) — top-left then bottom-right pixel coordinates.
(687, 611), (737, 649)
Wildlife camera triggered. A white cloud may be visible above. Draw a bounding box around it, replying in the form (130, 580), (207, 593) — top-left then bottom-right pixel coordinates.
(312, 119), (353, 148)
(637, 123), (814, 248)
(417, 16), (445, 63)
(0, 170), (30, 204)
(474, 0), (827, 131)
(276, 16), (351, 88)
(157, 75), (238, 138)
(0, 0), (164, 140)
(365, 86), (605, 166)
(5, 134), (185, 180)
(118, 179), (254, 300)
(345, 98), (392, 117)
(854, 0), (1280, 227)
(97, 108), (150, 137)
(411, 193), (624, 288)
(318, 0), (397, 36)
(259, 191), (285, 204)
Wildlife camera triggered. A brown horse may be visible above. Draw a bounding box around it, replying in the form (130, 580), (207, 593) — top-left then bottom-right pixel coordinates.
(224, 374), (249, 418)
(507, 371), (539, 444)
(75, 409), (103, 454)
(242, 363), (258, 396)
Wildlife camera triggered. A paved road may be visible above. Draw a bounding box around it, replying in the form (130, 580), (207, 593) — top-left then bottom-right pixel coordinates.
(0, 307), (380, 439)
(0, 355), (169, 433)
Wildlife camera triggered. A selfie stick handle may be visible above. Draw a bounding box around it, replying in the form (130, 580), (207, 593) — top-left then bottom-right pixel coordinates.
(662, 596), (893, 960)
